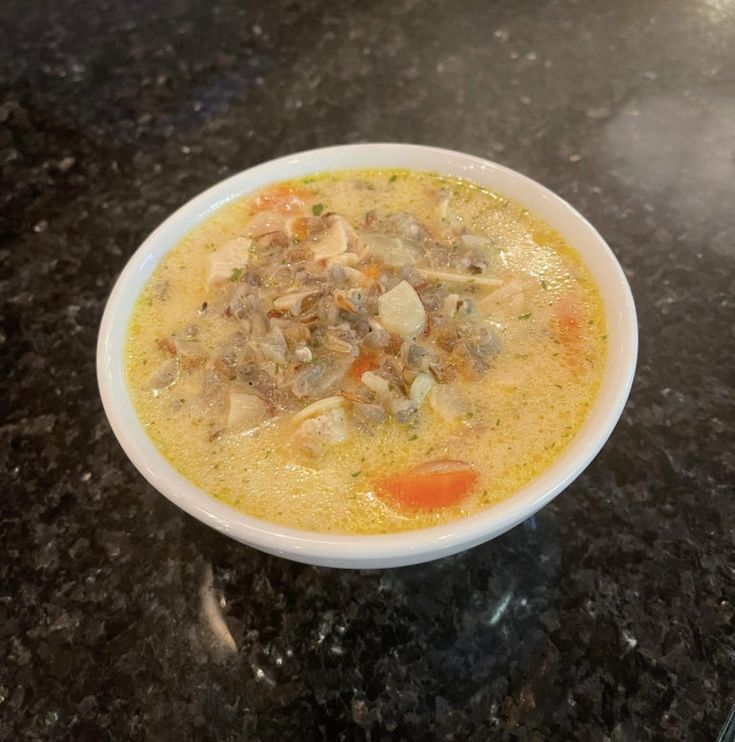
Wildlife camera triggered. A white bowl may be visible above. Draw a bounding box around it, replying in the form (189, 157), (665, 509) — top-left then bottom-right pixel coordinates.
(97, 143), (637, 569)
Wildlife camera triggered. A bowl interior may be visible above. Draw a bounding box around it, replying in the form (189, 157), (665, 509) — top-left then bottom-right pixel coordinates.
(97, 144), (637, 568)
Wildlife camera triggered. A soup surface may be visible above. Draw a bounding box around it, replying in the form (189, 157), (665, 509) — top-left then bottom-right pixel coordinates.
(127, 169), (607, 533)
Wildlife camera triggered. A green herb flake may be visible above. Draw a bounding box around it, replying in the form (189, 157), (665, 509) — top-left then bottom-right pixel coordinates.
(389, 174), (398, 183)
(351, 470), (362, 478)
(312, 203), (325, 216)
(229, 267), (244, 282)
(518, 313), (532, 320)
(409, 433), (419, 441)
(541, 279), (548, 290)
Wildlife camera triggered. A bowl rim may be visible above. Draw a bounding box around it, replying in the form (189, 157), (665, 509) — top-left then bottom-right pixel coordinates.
(97, 142), (638, 568)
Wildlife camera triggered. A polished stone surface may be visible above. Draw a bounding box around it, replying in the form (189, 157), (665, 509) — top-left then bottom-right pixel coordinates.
(2, 0), (734, 739)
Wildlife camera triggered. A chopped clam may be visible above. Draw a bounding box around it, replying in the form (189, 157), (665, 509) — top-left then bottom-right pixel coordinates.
(352, 402), (387, 426)
(341, 266), (372, 285)
(176, 339), (208, 370)
(442, 293), (461, 317)
(436, 189), (451, 221)
(273, 289), (321, 315)
(293, 345), (312, 363)
(292, 359), (351, 398)
(249, 326), (287, 365)
(334, 289), (360, 313)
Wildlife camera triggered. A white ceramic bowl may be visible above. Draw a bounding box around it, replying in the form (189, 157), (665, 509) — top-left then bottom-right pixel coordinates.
(97, 143), (637, 569)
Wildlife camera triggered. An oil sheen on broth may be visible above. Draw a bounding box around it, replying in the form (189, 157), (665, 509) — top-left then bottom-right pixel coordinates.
(126, 169), (607, 534)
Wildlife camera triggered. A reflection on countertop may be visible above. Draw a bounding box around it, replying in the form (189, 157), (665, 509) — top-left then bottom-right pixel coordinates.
(1, 0), (734, 739)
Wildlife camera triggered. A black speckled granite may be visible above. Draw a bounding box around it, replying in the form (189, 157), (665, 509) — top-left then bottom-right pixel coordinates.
(1, 0), (734, 739)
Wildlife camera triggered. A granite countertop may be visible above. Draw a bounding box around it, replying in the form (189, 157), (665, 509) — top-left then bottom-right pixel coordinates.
(2, 0), (734, 739)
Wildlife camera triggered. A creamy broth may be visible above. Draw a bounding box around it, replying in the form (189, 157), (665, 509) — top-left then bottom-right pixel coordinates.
(127, 169), (607, 533)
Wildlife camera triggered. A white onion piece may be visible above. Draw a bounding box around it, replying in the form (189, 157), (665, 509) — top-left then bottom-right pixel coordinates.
(227, 390), (268, 430)
(460, 234), (494, 249)
(246, 210), (287, 238)
(409, 372), (436, 407)
(292, 395), (345, 424)
(311, 218), (350, 260)
(361, 234), (423, 266)
(207, 236), (251, 286)
(293, 407), (349, 456)
(429, 384), (469, 422)
(417, 268), (502, 287)
(361, 371), (391, 399)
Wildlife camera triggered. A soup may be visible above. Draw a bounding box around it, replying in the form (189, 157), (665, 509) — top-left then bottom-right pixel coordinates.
(126, 169), (607, 533)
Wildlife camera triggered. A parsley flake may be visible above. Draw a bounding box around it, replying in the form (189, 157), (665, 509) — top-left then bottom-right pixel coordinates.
(312, 203), (324, 216)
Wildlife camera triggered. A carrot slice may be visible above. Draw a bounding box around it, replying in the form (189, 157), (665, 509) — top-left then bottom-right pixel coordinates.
(291, 216), (311, 242)
(348, 350), (380, 381)
(375, 460), (479, 510)
(554, 296), (584, 371)
(252, 184), (311, 214)
(363, 263), (383, 280)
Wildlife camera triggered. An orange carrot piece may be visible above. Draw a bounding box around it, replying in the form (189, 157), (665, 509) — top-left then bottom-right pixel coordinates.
(348, 350), (380, 381)
(375, 460), (479, 510)
(554, 296), (584, 370)
(363, 263), (383, 280)
(291, 216), (311, 242)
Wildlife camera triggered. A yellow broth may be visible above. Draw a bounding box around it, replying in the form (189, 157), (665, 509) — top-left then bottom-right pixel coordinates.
(126, 169), (607, 533)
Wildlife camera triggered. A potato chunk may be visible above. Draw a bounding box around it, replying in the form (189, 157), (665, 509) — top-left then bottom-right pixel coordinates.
(378, 280), (426, 338)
